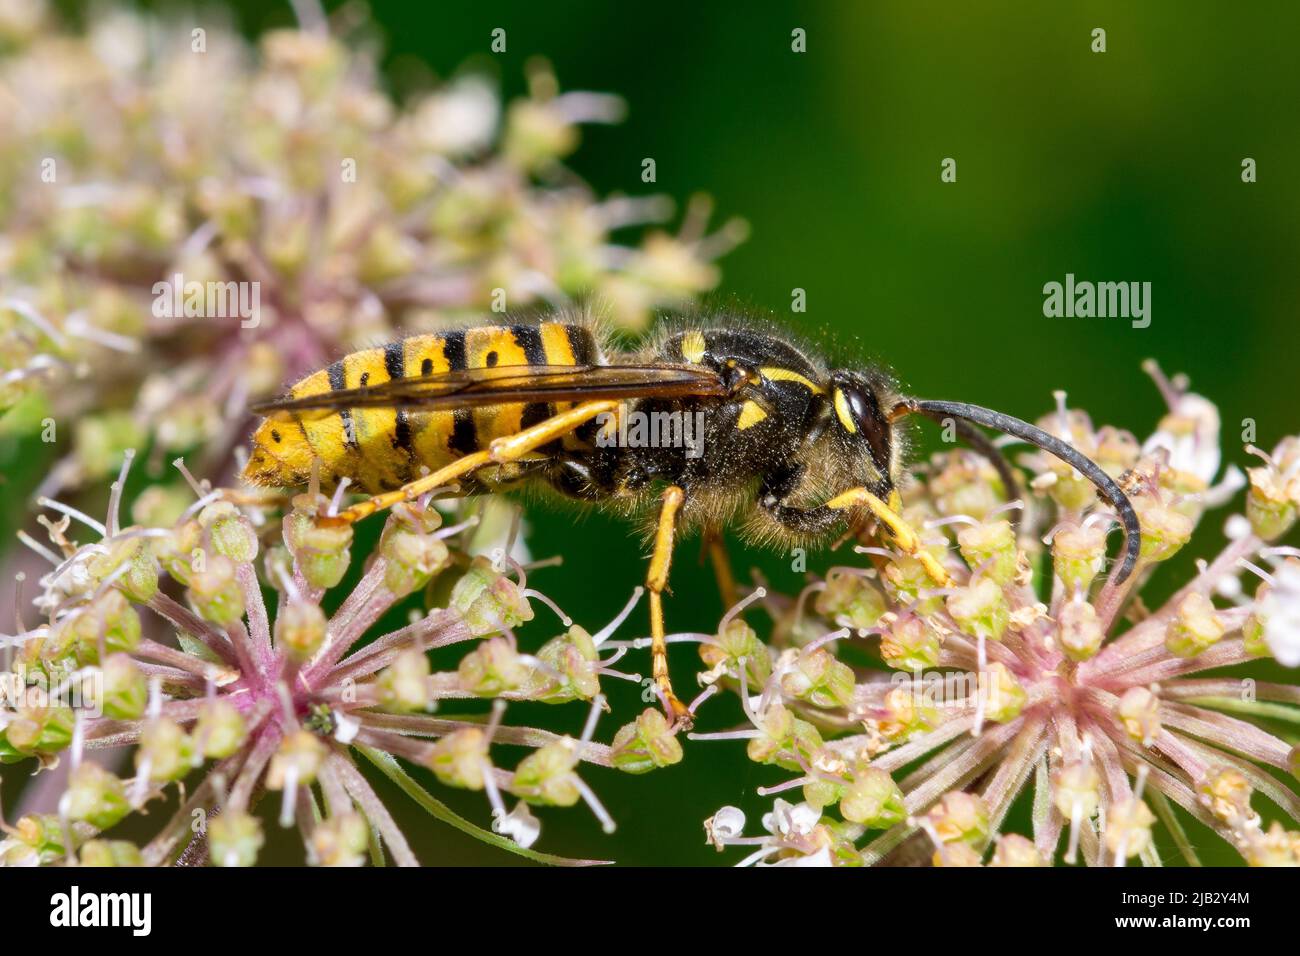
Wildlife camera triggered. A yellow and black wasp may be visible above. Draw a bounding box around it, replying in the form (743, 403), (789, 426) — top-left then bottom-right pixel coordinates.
(243, 312), (1140, 724)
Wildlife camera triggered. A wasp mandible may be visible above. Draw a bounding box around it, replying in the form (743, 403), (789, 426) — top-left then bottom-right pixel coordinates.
(244, 313), (1140, 725)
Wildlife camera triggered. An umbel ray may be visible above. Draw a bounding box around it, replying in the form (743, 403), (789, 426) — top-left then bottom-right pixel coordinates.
(244, 313), (1141, 725)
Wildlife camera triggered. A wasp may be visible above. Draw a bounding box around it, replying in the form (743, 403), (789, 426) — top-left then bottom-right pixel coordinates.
(244, 312), (1140, 724)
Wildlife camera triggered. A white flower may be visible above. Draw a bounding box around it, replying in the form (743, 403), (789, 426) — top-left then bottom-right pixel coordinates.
(1142, 390), (1222, 486)
(492, 801), (541, 848)
(412, 76), (499, 156)
(704, 806), (746, 849)
(761, 800), (819, 839)
(1261, 562), (1300, 667)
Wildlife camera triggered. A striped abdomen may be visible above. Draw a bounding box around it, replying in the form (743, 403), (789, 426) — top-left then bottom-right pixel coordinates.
(280, 322), (598, 493)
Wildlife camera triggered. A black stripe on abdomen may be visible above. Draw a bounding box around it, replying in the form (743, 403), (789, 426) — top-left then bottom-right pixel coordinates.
(327, 360), (357, 449)
(511, 325), (548, 365)
(442, 331), (477, 454)
(384, 341), (413, 457)
(564, 325), (596, 365)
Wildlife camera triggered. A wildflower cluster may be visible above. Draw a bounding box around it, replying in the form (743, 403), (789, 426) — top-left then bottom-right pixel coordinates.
(0, 2), (744, 494)
(700, 365), (1300, 866)
(1, 453), (679, 866)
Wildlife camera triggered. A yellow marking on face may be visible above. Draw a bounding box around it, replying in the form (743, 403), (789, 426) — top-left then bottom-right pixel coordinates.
(760, 366), (824, 394)
(834, 388), (857, 433)
(736, 400), (768, 430)
(680, 330), (707, 365)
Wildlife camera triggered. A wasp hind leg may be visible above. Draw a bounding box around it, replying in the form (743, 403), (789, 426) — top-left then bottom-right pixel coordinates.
(321, 400), (621, 526)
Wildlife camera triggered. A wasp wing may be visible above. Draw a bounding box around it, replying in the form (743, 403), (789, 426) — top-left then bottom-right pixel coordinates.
(249, 363), (728, 418)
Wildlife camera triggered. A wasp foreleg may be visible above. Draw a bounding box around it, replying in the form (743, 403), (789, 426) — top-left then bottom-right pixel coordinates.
(824, 487), (954, 587)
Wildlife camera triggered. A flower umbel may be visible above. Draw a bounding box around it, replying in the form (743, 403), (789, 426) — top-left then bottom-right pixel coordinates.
(698, 370), (1300, 867)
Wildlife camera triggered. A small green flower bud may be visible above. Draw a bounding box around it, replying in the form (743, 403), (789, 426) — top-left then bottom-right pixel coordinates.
(209, 811), (264, 867)
(311, 812), (369, 867)
(267, 730), (326, 789)
(1094, 426), (1141, 478)
(64, 763), (130, 829)
(424, 728), (487, 790)
(946, 577), (1009, 642)
(187, 554), (246, 627)
(1052, 523), (1107, 594)
(79, 839), (144, 867)
(780, 648), (855, 709)
(957, 519), (1018, 585)
(194, 698), (247, 759)
(380, 525), (451, 598)
(982, 662), (1027, 724)
(7, 815), (71, 865)
(930, 452), (1007, 520)
(156, 520), (203, 586)
(533, 627), (600, 702)
(136, 718), (195, 781)
(1052, 761), (1100, 819)
(60, 589), (141, 665)
(926, 791), (990, 846)
(879, 613), (942, 671)
(1117, 686), (1162, 744)
(98, 653), (148, 720)
(873, 685), (937, 742)
(285, 499), (353, 589)
(512, 741), (580, 806)
(932, 842), (984, 867)
(376, 648), (432, 712)
(1133, 494), (1194, 562)
(131, 484), (193, 528)
(1057, 596), (1104, 662)
(989, 833), (1046, 867)
(1198, 766), (1254, 827)
(1165, 591), (1225, 658)
(746, 702), (824, 771)
(1105, 798), (1156, 860)
(199, 501), (259, 564)
(457, 636), (528, 695)
(275, 599), (327, 659)
(450, 556), (534, 635)
(882, 555), (944, 615)
(699, 616), (773, 687)
(814, 570), (886, 631)
(1245, 464), (1298, 541)
(840, 767), (906, 828)
(503, 100), (580, 172)
(89, 539), (159, 604)
(610, 708), (683, 773)
(3, 700), (74, 755)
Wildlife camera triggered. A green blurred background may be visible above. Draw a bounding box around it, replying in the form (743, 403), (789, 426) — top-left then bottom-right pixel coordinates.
(16, 0), (1299, 864)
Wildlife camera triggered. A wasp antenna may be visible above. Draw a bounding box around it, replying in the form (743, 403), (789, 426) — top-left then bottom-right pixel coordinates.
(903, 404), (1023, 531)
(898, 398), (1141, 584)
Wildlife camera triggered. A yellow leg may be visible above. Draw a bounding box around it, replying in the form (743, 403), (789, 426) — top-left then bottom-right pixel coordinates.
(825, 486), (953, 587)
(323, 400), (619, 525)
(647, 485), (692, 726)
(704, 528), (740, 611)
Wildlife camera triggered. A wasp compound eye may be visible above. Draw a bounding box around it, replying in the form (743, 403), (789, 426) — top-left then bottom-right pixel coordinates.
(831, 373), (892, 474)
